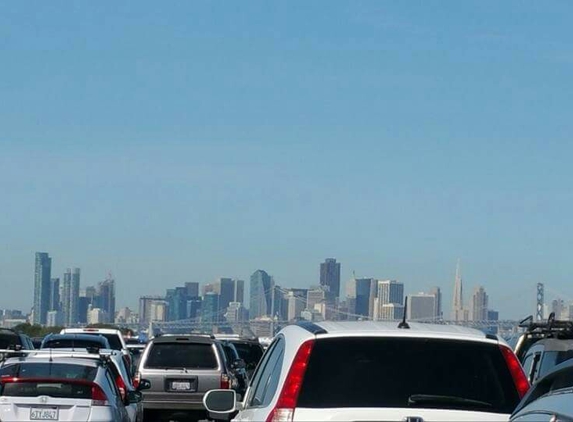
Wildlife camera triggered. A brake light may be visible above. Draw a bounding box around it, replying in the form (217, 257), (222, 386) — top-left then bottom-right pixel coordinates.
(133, 371), (141, 389)
(221, 374), (231, 389)
(91, 383), (109, 406)
(115, 375), (126, 401)
(266, 340), (314, 422)
(499, 345), (530, 398)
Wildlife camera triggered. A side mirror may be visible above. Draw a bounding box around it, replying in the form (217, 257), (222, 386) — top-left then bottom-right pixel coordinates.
(203, 389), (237, 420)
(128, 390), (143, 404)
(137, 379), (151, 391)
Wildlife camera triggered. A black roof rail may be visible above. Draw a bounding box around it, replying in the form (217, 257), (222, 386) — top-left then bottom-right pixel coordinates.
(296, 321), (328, 335)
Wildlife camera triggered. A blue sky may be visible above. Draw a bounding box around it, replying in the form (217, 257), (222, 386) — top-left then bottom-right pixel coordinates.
(1, 2), (573, 318)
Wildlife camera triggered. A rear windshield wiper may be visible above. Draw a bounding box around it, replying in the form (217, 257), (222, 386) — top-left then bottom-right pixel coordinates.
(408, 394), (493, 409)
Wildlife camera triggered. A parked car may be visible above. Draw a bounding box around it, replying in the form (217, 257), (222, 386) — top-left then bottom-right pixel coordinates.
(511, 358), (573, 422)
(41, 333), (111, 350)
(0, 328), (34, 350)
(521, 337), (573, 384)
(0, 350), (137, 421)
(136, 334), (237, 422)
(204, 321), (529, 422)
(215, 335), (265, 378)
(61, 327), (132, 374)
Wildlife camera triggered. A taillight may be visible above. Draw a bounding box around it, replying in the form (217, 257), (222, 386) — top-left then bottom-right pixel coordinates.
(499, 344), (530, 398)
(266, 340), (314, 422)
(115, 375), (127, 401)
(221, 374), (231, 389)
(91, 383), (109, 406)
(133, 372), (141, 389)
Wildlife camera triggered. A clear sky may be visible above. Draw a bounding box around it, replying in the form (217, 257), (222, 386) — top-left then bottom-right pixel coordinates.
(1, 2), (572, 319)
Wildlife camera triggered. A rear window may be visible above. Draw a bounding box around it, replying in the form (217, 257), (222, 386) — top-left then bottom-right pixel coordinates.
(0, 363), (98, 382)
(79, 332), (122, 350)
(539, 351), (573, 379)
(0, 334), (20, 349)
(298, 338), (520, 414)
(145, 343), (217, 369)
(1, 381), (92, 399)
(232, 342), (264, 367)
(43, 339), (106, 349)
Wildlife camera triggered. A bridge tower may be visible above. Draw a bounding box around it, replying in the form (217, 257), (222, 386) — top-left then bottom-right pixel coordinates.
(536, 283), (545, 321)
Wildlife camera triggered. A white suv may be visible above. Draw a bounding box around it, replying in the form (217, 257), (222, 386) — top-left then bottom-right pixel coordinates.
(204, 321), (530, 422)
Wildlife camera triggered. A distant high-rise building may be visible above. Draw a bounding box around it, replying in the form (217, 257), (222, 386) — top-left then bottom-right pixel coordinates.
(377, 280), (404, 305)
(285, 288), (307, 321)
(272, 286), (288, 321)
(378, 303), (404, 320)
(187, 297), (202, 320)
(429, 286), (442, 319)
(185, 282), (200, 298)
(214, 278), (235, 313)
(49, 278), (60, 312)
(97, 276), (115, 324)
(225, 302), (247, 323)
(46, 310), (64, 327)
(347, 278), (375, 318)
(62, 268), (81, 326)
(408, 293), (437, 320)
(487, 309), (499, 321)
(166, 287), (188, 321)
(201, 292), (220, 325)
(306, 286), (327, 315)
(320, 258), (341, 303)
(33, 252), (52, 325)
(234, 279), (245, 304)
(138, 295), (164, 325)
(201, 283), (215, 297)
(451, 260), (464, 321)
(551, 299), (566, 319)
(87, 307), (108, 325)
(470, 286), (489, 321)
(249, 270), (273, 319)
(149, 301), (168, 322)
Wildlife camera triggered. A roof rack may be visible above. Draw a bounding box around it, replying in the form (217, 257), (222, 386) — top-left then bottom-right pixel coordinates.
(519, 313), (573, 338)
(0, 348), (116, 365)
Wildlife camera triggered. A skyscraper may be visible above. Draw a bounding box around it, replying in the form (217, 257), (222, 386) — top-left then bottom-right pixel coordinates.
(347, 277), (375, 318)
(249, 270), (272, 319)
(97, 276), (116, 323)
(166, 287), (188, 321)
(429, 286), (442, 319)
(377, 280), (404, 305)
(33, 252), (52, 325)
(320, 258), (341, 303)
(201, 292), (220, 325)
(470, 286), (489, 322)
(185, 282), (200, 298)
(49, 278), (60, 312)
(62, 268), (80, 326)
(408, 293), (437, 320)
(234, 279), (245, 304)
(139, 295), (164, 325)
(214, 278), (235, 313)
(451, 260), (464, 321)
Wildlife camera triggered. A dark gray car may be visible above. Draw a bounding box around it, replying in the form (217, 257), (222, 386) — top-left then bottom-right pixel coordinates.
(136, 335), (235, 422)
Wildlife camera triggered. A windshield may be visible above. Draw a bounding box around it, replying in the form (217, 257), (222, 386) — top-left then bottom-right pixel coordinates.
(145, 343), (217, 370)
(298, 337), (520, 414)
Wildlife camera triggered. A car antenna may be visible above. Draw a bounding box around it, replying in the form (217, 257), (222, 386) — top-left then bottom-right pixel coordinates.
(398, 296), (410, 329)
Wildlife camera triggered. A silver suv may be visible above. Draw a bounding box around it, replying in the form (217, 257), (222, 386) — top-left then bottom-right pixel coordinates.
(136, 334), (235, 421)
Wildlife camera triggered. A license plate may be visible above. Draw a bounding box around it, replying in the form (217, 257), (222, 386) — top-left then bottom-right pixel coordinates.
(30, 408), (59, 421)
(171, 381), (191, 391)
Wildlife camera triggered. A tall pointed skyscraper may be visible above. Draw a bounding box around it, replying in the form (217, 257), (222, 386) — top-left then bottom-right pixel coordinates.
(451, 260), (464, 321)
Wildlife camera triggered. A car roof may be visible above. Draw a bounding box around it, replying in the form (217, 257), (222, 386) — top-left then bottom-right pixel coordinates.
(532, 338), (573, 352)
(308, 321), (495, 342)
(3, 355), (101, 368)
(62, 328), (122, 335)
(152, 335), (215, 344)
(45, 333), (109, 342)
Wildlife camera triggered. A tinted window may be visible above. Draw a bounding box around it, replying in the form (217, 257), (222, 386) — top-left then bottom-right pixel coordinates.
(0, 334), (20, 349)
(145, 343), (217, 369)
(249, 338), (284, 407)
(1, 381), (93, 399)
(298, 338), (520, 414)
(222, 343), (239, 363)
(0, 363), (98, 381)
(100, 334), (123, 350)
(539, 351), (573, 380)
(233, 342), (264, 368)
(42, 339), (107, 349)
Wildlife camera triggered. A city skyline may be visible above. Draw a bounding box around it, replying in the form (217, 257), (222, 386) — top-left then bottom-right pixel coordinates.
(21, 251), (541, 323)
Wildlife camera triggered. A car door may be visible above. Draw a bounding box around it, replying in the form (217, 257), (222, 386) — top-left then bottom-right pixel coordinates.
(104, 367), (129, 422)
(236, 337), (285, 422)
